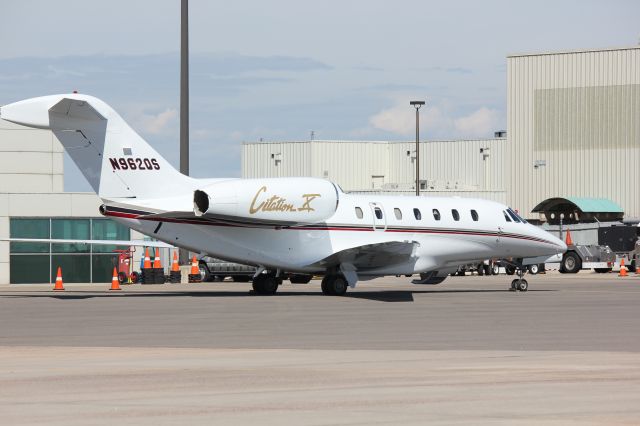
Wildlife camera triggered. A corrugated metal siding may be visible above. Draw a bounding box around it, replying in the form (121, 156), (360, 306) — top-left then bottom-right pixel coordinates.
(243, 139), (506, 197)
(310, 141), (389, 190)
(507, 46), (640, 219)
(241, 141), (311, 178)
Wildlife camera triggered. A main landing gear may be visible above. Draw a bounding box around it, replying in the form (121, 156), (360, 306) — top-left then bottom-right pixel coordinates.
(252, 272), (282, 295)
(509, 267), (528, 292)
(321, 274), (349, 296)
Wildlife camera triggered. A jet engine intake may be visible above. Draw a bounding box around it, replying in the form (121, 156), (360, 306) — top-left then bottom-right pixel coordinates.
(192, 177), (339, 225)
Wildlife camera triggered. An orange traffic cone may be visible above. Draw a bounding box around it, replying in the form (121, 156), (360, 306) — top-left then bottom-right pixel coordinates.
(190, 256), (200, 275)
(110, 267), (122, 291)
(171, 252), (180, 272)
(143, 248), (152, 269)
(565, 229), (573, 246)
(53, 267), (65, 291)
(153, 248), (162, 268)
(619, 258), (628, 277)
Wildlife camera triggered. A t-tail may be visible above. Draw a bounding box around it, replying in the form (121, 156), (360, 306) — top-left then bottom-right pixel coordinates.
(0, 94), (193, 199)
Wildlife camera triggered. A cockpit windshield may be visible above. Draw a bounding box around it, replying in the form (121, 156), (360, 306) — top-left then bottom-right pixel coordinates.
(507, 208), (528, 224)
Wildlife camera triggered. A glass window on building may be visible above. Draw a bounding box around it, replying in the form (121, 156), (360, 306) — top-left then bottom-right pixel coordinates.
(92, 219), (130, 253)
(10, 255), (49, 284)
(52, 219), (90, 253)
(92, 254), (120, 283)
(51, 255), (91, 283)
(9, 217), (132, 284)
(10, 218), (50, 253)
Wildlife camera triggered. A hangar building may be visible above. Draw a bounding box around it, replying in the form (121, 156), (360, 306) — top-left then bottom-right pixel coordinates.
(0, 119), (133, 284)
(243, 45), (640, 220)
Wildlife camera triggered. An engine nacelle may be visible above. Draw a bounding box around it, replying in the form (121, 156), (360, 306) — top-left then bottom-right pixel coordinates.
(193, 177), (339, 225)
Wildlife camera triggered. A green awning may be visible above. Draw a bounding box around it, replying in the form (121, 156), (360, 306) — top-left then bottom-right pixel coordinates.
(532, 197), (623, 214)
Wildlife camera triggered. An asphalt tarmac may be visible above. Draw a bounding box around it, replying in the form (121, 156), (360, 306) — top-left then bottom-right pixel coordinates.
(1, 272), (639, 424)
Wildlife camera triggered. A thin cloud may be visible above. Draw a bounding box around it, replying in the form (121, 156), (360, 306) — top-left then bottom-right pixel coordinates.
(138, 108), (177, 135)
(369, 99), (502, 139)
(454, 107), (500, 138)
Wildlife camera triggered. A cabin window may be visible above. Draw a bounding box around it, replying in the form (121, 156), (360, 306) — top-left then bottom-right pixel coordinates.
(355, 207), (363, 219)
(451, 209), (460, 221)
(374, 207), (383, 220)
(394, 208), (402, 220)
(413, 208), (422, 220)
(432, 209), (441, 221)
(503, 211), (512, 222)
(471, 209), (479, 221)
(507, 209), (521, 223)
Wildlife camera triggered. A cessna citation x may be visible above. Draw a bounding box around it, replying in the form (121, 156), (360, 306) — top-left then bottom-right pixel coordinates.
(0, 94), (566, 295)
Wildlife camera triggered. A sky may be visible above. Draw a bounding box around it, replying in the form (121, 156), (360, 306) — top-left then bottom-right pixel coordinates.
(1, 0), (639, 191)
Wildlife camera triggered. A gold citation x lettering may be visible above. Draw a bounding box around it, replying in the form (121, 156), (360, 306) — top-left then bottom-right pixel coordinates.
(249, 186), (321, 214)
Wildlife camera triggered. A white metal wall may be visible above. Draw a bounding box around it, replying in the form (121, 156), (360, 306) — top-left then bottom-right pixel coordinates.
(242, 138), (506, 194)
(388, 139), (506, 192)
(507, 46), (640, 218)
(0, 119), (64, 193)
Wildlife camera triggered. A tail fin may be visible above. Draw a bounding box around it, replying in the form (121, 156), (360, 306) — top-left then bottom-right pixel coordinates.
(0, 94), (193, 199)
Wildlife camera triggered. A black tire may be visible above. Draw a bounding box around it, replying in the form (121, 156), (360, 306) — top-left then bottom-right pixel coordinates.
(252, 275), (278, 295)
(594, 268), (612, 273)
(505, 265), (516, 275)
(510, 279), (518, 291)
(528, 264), (539, 275)
(562, 252), (582, 274)
(518, 279), (528, 292)
(117, 271), (127, 284)
(130, 271), (140, 284)
(477, 264), (484, 276)
(332, 276), (349, 296)
(321, 275), (334, 295)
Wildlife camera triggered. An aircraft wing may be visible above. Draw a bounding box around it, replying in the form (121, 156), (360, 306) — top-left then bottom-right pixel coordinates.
(310, 241), (419, 271)
(2, 238), (174, 248)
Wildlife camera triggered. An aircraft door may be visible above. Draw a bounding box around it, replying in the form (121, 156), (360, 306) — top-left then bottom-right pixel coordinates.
(369, 202), (387, 231)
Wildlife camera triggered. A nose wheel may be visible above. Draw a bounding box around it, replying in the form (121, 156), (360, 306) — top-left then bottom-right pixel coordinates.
(509, 267), (528, 292)
(510, 278), (528, 291)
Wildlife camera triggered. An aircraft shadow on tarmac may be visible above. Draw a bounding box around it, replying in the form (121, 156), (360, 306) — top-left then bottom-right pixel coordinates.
(0, 288), (555, 303)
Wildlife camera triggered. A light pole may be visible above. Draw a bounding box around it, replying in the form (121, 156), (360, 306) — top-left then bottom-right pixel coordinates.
(410, 101), (425, 196)
(179, 0), (189, 265)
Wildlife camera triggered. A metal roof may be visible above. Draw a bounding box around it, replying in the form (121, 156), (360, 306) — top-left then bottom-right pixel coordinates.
(507, 45), (640, 58)
(531, 197), (624, 214)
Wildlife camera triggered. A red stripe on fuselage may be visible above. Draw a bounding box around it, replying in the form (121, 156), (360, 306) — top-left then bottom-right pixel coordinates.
(104, 211), (558, 246)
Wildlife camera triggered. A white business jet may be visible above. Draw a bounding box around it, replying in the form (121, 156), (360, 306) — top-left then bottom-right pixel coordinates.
(0, 94), (566, 295)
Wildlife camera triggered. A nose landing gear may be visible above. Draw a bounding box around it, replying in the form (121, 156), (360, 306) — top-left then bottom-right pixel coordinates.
(509, 266), (528, 292)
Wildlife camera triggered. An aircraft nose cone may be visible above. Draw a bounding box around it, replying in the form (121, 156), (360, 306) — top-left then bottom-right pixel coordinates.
(557, 238), (568, 253)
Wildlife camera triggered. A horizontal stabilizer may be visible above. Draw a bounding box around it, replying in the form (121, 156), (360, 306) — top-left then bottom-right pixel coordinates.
(49, 98), (106, 122)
